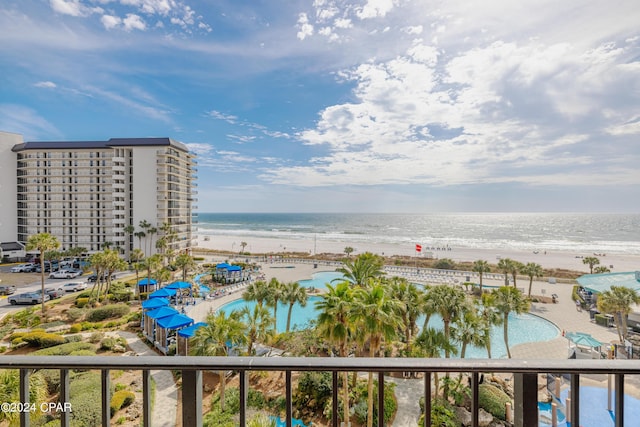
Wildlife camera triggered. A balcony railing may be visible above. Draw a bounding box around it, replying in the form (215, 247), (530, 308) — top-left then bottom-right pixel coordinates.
(1, 356), (637, 427)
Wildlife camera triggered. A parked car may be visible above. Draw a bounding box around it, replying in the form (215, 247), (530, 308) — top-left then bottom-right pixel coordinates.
(34, 288), (65, 299)
(10, 263), (36, 273)
(8, 292), (50, 305)
(87, 273), (116, 282)
(0, 285), (17, 295)
(59, 282), (87, 292)
(35, 262), (59, 273)
(49, 269), (81, 279)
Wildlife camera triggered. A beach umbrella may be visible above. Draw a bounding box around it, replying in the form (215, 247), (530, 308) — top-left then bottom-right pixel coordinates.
(166, 281), (191, 289)
(141, 298), (169, 310)
(149, 287), (177, 299)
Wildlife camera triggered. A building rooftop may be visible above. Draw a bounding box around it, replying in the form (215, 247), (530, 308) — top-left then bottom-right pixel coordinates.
(12, 137), (190, 153)
(577, 271), (640, 294)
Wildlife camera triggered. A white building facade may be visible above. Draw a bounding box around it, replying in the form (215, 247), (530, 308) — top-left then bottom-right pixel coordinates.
(0, 132), (197, 256)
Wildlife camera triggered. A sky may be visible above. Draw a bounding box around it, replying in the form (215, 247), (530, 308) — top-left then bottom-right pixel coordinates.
(1, 0), (639, 213)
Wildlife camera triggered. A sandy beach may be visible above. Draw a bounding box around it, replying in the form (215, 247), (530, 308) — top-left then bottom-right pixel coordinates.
(195, 234), (640, 273)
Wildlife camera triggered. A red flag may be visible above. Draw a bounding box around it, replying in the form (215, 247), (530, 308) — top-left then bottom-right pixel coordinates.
(415, 244), (422, 252)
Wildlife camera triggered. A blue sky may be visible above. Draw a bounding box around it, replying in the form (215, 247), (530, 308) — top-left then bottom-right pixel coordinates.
(1, 0), (639, 213)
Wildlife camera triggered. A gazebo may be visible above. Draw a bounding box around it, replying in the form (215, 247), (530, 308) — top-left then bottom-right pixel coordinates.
(144, 306), (179, 343)
(156, 313), (194, 354)
(176, 322), (207, 356)
(138, 278), (158, 293)
(148, 287), (177, 299)
(566, 332), (603, 359)
(140, 298), (169, 328)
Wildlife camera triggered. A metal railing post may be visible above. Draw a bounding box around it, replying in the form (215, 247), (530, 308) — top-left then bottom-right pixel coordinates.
(60, 369), (70, 427)
(286, 370), (293, 427)
(570, 374), (580, 427)
(142, 370), (151, 427)
(332, 371), (339, 427)
(615, 373), (624, 427)
(378, 372), (385, 427)
(513, 373), (538, 427)
(20, 368), (30, 427)
(239, 370), (247, 427)
(101, 369), (110, 427)
(181, 369), (202, 427)
(471, 372), (479, 427)
(423, 372), (431, 427)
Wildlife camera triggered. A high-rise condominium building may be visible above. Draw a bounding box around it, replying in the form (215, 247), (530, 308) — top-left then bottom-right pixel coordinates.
(0, 131), (197, 257)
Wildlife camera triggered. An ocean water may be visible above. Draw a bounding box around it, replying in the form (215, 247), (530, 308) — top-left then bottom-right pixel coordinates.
(196, 213), (640, 255)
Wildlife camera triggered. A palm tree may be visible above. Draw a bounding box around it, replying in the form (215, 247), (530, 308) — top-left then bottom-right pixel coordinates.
(266, 278), (284, 332)
(282, 281), (308, 333)
(174, 253), (196, 281)
(594, 266), (611, 274)
(242, 280), (270, 309)
(389, 277), (422, 355)
(472, 260), (491, 294)
(147, 226), (158, 256)
(336, 252), (385, 286)
(413, 328), (457, 397)
(240, 241), (248, 254)
(521, 262), (544, 297)
(351, 282), (401, 427)
(509, 261), (524, 288)
(316, 281), (356, 424)
(143, 254), (162, 289)
(344, 246), (354, 257)
(583, 256), (600, 274)
(597, 286), (640, 342)
(497, 258), (515, 286)
(477, 293), (503, 358)
(134, 231), (146, 253)
(190, 310), (246, 410)
(26, 233), (60, 313)
(88, 251), (107, 304)
(240, 305), (273, 355)
(492, 286), (530, 358)
(451, 303), (485, 358)
(102, 249), (127, 300)
(124, 224), (135, 259)
(426, 285), (466, 358)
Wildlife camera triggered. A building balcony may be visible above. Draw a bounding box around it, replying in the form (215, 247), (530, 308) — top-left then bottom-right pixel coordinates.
(2, 356), (636, 427)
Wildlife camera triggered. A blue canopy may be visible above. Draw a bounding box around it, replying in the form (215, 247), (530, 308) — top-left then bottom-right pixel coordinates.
(145, 306), (179, 320)
(167, 281), (191, 289)
(141, 298), (169, 309)
(216, 262), (231, 269)
(149, 287), (177, 298)
(566, 332), (603, 348)
(157, 313), (194, 330)
(227, 265), (242, 272)
(138, 278), (157, 286)
(178, 322), (207, 338)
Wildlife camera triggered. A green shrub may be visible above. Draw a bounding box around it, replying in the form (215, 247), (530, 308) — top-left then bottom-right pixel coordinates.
(202, 406), (235, 427)
(21, 331), (66, 348)
(434, 258), (456, 270)
(69, 372), (102, 426)
(352, 379), (396, 426)
(75, 297), (90, 308)
(100, 337), (116, 351)
(479, 383), (511, 420)
(86, 304), (130, 322)
(64, 334), (83, 343)
(66, 307), (86, 322)
(110, 390), (135, 416)
(69, 324), (82, 333)
(69, 349), (96, 356)
(32, 342), (95, 356)
(247, 389), (267, 409)
(8, 331), (28, 342)
(89, 332), (104, 343)
(38, 320), (67, 330)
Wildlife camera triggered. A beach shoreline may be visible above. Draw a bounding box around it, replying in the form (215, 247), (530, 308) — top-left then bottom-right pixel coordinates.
(194, 233), (640, 273)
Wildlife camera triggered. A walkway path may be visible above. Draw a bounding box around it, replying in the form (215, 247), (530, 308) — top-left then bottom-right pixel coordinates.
(117, 331), (178, 427)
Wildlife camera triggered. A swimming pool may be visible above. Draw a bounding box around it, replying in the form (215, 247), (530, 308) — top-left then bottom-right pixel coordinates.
(218, 271), (560, 354)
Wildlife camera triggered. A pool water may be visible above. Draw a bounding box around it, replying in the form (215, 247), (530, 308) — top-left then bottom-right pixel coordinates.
(218, 269), (560, 354)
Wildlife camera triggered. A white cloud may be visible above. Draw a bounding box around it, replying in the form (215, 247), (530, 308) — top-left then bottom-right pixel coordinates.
(356, 0), (396, 19)
(123, 14), (147, 31)
(207, 110), (238, 124)
(120, 0), (174, 16)
(50, 0), (103, 17)
(34, 81), (57, 89)
(296, 13), (314, 40)
(101, 14), (122, 30)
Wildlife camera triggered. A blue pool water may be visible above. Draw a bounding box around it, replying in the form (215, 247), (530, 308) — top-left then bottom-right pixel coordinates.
(218, 270), (560, 354)
(538, 386), (640, 427)
(297, 271), (345, 290)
